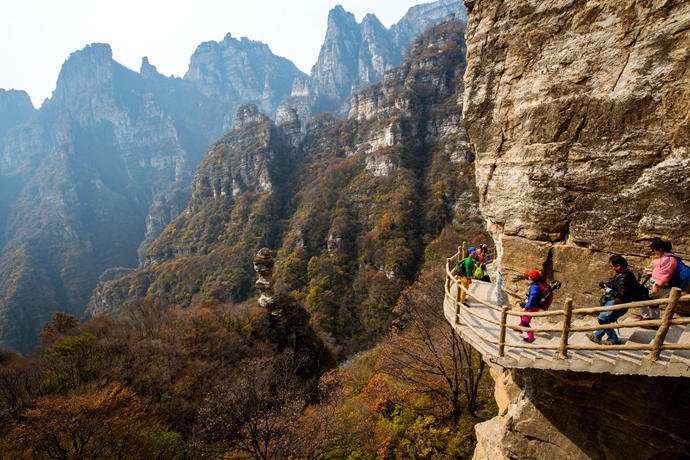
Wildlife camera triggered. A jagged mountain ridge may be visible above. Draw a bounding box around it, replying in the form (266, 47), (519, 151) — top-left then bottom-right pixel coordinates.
(0, 39), (305, 351)
(90, 18), (480, 357)
(0, 1), (466, 352)
(279, 0), (466, 121)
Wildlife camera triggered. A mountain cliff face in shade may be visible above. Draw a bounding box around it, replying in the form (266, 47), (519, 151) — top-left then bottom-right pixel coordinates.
(0, 89), (36, 153)
(0, 40), (300, 352)
(0, 1), (467, 353)
(0, 89), (36, 253)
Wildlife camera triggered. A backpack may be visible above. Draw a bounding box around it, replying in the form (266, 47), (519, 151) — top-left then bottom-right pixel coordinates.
(474, 264), (484, 279)
(633, 277), (650, 301)
(453, 258), (470, 278)
(665, 255), (690, 290)
(538, 280), (562, 310)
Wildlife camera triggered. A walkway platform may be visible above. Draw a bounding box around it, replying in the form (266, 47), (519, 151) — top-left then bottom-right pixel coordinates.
(444, 281), (690, 378)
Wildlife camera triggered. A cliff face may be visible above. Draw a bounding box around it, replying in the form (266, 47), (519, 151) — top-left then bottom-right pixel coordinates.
(462, 0), (690, 307)
(280, 0), (467, 121)
(0, 89), (36, 153)
(185, 33), (307, 132)
(462, 0), (690, 457)
(475, 368), (690, 459)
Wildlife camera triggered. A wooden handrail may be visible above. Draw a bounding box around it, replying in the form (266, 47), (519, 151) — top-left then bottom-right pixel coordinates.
(650, 288), (681, 360)
(445, 246), (690, 361)
(559, 298), (574, 358)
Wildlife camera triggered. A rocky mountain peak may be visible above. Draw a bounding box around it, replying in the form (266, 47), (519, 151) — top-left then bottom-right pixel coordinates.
(53, 43), (117, 103)
(184, 32), (306, 120)
(282, 0), (465, 121)
(139, 56), (161, 79)
(391, 0), (467, 51)
(234, 104), (270, 129)
(0, 89), (36, 152)
(310, 5), (384, 115)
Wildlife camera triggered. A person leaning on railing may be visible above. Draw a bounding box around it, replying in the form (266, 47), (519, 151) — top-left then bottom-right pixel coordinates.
(586, 255), (649, 345)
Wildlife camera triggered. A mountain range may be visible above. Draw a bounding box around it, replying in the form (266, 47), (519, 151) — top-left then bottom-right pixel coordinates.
(0, 0), (466, 352)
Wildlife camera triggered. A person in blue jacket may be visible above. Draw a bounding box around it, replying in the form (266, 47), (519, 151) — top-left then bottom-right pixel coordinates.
(518, 269), (543, 343)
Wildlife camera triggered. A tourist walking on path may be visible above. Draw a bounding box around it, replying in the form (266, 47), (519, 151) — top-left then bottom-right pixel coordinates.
(453, 247), (478, 304)
(587, 255), (648, 345)
(518, 270), (543, 343)
(476, 244), (491, 282)
(640, 238), (677, 320)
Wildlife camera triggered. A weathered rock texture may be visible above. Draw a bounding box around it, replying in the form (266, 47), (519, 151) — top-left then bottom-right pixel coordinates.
(279, 0), (468, 121)
(462, 0), (690, 458)
(185, 33), (306, 132)
(474, 368), (690, 459)
(463, 0), (690, 307)
(0, 89), (36, 153)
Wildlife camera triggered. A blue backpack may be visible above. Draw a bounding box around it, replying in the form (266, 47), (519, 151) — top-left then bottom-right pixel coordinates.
(665, 254), (690, 290)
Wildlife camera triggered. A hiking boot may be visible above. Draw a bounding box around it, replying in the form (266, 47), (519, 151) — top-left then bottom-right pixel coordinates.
(602, 339), (621, 345)
(586, 333), (602, 345)
(522, 337), (535, 343)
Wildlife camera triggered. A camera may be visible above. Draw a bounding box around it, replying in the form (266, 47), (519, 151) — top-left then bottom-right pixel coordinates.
(598, 282), (606, 289)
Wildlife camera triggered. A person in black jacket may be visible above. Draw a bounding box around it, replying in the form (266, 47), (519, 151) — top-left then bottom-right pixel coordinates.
(586, 255), (647, 345)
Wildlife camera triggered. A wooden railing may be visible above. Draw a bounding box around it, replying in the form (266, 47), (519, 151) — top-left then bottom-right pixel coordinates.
(445, 246), (690, 361)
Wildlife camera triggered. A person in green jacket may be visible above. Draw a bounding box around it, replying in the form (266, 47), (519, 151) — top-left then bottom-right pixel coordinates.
(454, 247), (478, 304)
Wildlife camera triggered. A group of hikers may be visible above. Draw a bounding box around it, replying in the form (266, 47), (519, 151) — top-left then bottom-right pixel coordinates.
(453, 244), (491, 303)
(454, 238), (690, 345)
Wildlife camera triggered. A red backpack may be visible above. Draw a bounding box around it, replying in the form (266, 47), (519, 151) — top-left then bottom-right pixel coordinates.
(538, 280), (562, 310)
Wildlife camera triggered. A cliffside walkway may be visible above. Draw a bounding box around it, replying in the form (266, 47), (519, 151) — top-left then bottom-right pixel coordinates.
(444, 248), (690, 377)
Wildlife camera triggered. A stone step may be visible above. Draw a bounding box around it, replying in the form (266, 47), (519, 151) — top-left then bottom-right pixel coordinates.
(518, 353), (545, 368)
(670, 323), (690, 361)
(669, 352), (690, 367)
(570, 350), (596, 365)
(615, 349), (644, 366)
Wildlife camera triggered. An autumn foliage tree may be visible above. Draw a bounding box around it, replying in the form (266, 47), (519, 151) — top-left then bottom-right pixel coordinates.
(2, 383), (182, 459)
(382, 264), (487, 421)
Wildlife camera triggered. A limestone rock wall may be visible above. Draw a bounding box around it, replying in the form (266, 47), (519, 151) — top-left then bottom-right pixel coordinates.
(462, 0), (690, 306)
(474, 368), (690, 459)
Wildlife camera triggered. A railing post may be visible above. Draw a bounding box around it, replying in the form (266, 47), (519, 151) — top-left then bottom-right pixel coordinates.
(650, 288), (682, 361)
(454, 268), (463, 325)
(455, 292), (461, 325)
(446, 258), (452, 292)
(498, 306), (509, 358)
(559, 298), (573, 358)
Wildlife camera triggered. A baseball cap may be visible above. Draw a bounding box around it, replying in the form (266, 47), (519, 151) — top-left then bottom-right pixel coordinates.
(525, 269), (541, 280)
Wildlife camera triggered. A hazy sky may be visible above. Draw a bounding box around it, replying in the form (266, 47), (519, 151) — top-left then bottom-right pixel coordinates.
(1, 0), (431, 108)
